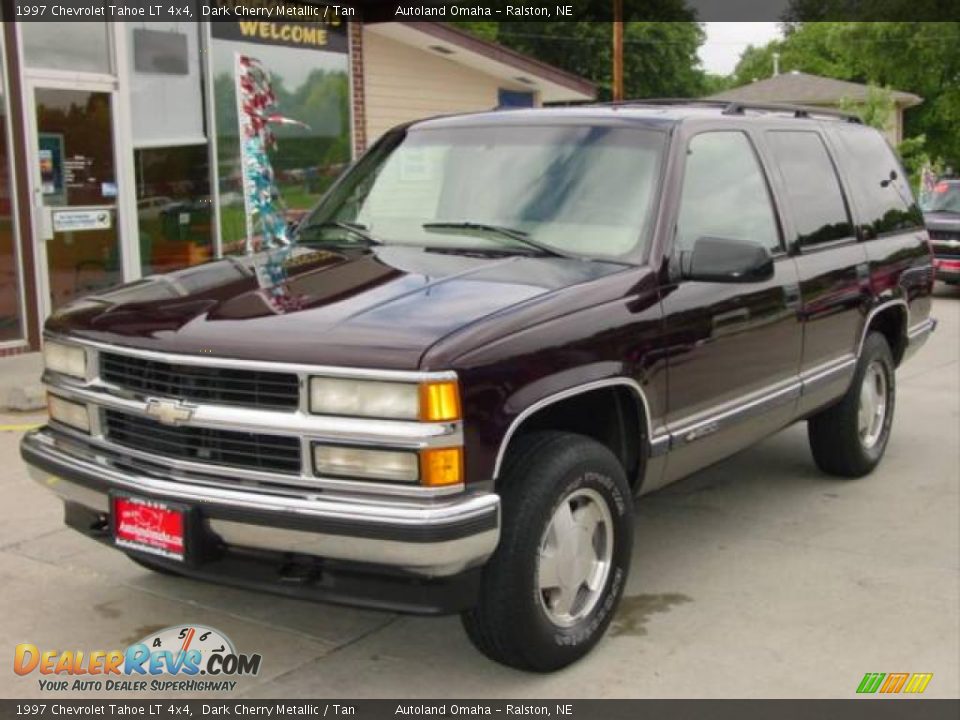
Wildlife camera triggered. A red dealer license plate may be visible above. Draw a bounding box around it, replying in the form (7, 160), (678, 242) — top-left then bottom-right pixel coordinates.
(112, 495), (186, 561)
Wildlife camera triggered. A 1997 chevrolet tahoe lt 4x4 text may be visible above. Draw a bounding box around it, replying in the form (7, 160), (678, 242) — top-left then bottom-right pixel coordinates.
(22, 101), (936, 671)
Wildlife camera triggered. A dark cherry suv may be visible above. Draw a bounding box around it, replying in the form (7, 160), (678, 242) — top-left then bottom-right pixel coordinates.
(22, 101), (936, 671)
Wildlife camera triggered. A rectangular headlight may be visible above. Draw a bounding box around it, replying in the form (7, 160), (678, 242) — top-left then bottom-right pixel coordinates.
(313, 444), (419, 483)
(47, 394), (90, 433)
(44, 341), (87, 379)
(309, 378), (420, 419)
(309, 377), (461, 421)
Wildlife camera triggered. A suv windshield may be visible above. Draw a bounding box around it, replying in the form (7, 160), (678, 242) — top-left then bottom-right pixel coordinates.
(299, 124), (666, 261)
(921, 182), (960, 214)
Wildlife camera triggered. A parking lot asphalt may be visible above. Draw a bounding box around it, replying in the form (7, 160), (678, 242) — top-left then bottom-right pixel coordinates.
(1, 287), (957, 700)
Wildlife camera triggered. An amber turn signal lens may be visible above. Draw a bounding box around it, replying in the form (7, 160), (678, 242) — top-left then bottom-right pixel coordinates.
(419, 381), (461, 422)
(420, 447), (464, 487)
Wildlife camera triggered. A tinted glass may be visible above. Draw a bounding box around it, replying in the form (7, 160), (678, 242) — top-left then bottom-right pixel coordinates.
(766, 131), (853, 246)
(834, 127), (922, 236)
(676, 132), (780, 252)
(305, 125), (665, 260)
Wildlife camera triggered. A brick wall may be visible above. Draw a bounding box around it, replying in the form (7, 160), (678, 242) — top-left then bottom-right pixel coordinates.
(0, 345), (31, 358)
(349, 21), (366, 158)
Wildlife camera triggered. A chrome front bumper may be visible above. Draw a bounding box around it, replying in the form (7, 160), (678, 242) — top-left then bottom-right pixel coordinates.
(21, 428), (500, 578)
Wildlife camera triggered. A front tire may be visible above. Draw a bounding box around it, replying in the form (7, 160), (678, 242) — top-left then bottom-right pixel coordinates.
(461, 432), (633, 672)
(808, 332), (896, 477)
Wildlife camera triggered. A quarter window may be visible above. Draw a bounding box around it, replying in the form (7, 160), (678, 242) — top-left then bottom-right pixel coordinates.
(766, 131), (853, 246)
(676, 132), (780, 253)
(834, 127), (923, 237)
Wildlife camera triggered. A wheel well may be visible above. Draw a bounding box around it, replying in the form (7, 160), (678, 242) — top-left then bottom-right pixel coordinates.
(501, 386), (646, 490)
(866, 305), (908, 366)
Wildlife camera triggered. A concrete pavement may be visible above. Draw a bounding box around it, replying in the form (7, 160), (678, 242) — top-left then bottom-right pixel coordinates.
(1, 288), (957, 699)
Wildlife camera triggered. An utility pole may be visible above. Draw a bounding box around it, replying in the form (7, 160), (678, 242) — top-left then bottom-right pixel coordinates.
(612, 0), (624, 101)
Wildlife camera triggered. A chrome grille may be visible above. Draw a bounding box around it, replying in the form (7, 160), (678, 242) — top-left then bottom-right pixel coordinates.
(103, 409), (301, 475)
(100, 352), (300, 410)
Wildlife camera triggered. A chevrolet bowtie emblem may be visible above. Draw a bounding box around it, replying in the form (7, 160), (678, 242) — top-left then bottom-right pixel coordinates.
(144, 398), (196, 426)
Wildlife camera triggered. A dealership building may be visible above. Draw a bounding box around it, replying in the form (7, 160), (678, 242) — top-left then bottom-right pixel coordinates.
(0, 9), (594, 359)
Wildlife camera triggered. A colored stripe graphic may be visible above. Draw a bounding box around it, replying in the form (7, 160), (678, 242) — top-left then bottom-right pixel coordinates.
(857, 672), (933, 694)
(880, 673), (909, 693)
(857, 673), (886, 694)
(903, 673), (934, 694)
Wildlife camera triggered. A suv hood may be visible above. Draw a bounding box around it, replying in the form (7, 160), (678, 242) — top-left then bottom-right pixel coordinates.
(47, 246), (624, 369)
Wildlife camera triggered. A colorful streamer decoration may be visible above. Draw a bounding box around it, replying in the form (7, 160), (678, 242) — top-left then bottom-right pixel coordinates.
(235, 53), (311, 309)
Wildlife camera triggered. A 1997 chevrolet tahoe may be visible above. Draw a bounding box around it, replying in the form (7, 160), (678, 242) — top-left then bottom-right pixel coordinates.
(22, 101), (936, 671)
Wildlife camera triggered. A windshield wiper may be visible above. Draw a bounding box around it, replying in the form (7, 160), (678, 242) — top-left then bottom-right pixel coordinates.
(422, 221), (581, 260)
(296, 221), (382, 247)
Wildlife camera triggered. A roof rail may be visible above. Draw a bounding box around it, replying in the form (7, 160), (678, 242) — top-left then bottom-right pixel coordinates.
(720, 100), (862, 123)
(592, 98), (862, 124)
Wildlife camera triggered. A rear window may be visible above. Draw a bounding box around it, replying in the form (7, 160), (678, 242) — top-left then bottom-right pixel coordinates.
(833, 127), (922, 236)
(920, 182), (960, 214)
(766, 131), (853, 247)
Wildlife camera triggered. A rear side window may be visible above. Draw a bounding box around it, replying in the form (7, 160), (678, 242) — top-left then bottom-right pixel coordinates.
(766, 131), (853, 247)
(676, 131), (780, 253)
(834, 127), (923, 236)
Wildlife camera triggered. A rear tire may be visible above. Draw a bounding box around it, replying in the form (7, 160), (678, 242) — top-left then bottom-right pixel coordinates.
(461, 431), (633, 672)
(808, 332), (896, 477)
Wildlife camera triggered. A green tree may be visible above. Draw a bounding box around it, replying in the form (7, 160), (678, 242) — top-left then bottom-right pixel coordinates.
(456, 6), (708, 100)
(838, 84), (895, 130)
(730, 22), (960, 167)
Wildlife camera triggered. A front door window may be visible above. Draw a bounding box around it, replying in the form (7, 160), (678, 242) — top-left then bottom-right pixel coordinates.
(34, 88), (121, 310)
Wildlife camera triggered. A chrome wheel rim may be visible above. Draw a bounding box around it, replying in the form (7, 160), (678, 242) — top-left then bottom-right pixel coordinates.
(858, 361), (888, 450)
(537, 487), (614, 627)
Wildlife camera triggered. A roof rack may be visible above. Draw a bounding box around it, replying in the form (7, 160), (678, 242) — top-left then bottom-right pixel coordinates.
(595, 98), (863, 124)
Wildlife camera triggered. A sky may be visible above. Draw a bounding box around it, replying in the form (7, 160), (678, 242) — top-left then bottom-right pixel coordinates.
(699, 22), (783, 76)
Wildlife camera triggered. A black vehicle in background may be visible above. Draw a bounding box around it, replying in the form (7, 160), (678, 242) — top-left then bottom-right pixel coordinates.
(921, 179), (960, 284)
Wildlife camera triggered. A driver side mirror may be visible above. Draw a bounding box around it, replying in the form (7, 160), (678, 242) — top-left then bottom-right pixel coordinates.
(680, 236), (774, 283)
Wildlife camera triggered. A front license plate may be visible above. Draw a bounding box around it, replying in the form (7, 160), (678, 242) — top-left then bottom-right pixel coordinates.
(112, 494), (186, 561)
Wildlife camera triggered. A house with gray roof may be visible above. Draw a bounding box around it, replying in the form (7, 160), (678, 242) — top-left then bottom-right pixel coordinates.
(708, 71), (922, 144)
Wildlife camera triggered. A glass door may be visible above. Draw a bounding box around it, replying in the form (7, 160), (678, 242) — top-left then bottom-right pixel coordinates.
(28, 82), (122, 313)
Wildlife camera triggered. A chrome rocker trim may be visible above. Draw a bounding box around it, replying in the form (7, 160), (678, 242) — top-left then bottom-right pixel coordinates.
(22, 429), (500, 578)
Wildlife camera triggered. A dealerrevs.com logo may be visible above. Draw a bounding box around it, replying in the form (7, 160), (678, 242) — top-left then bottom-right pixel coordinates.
(14, 625), (262, 693)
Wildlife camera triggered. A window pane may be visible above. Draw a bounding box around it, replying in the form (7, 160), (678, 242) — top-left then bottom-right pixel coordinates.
(677, 132), (779, 252)
(127, 24), (206, 147)
(308, 126), (665, 259)
(834, 127), (922, 236)
(211, 32), (351, 252)
(766, 131), (853, 246)
(0, 56), (24, 342)
(135, 146), (213, 275)
(35, 89), (121, 309)
(21, 23), (110, 74)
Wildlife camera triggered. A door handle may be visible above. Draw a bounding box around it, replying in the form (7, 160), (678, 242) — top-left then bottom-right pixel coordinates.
(784, 282), (801, 311)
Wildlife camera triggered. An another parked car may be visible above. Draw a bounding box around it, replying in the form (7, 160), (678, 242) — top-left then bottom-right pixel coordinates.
(921, 178), (960, 284)
(22, 102), (936, 672)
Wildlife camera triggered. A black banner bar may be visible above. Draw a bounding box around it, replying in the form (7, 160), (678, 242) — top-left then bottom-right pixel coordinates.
(6, 0), (960, 23)
(1, 700), (959, 720)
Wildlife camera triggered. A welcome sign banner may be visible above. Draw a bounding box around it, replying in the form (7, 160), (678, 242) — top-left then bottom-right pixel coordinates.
(208, 0), (349, 53)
